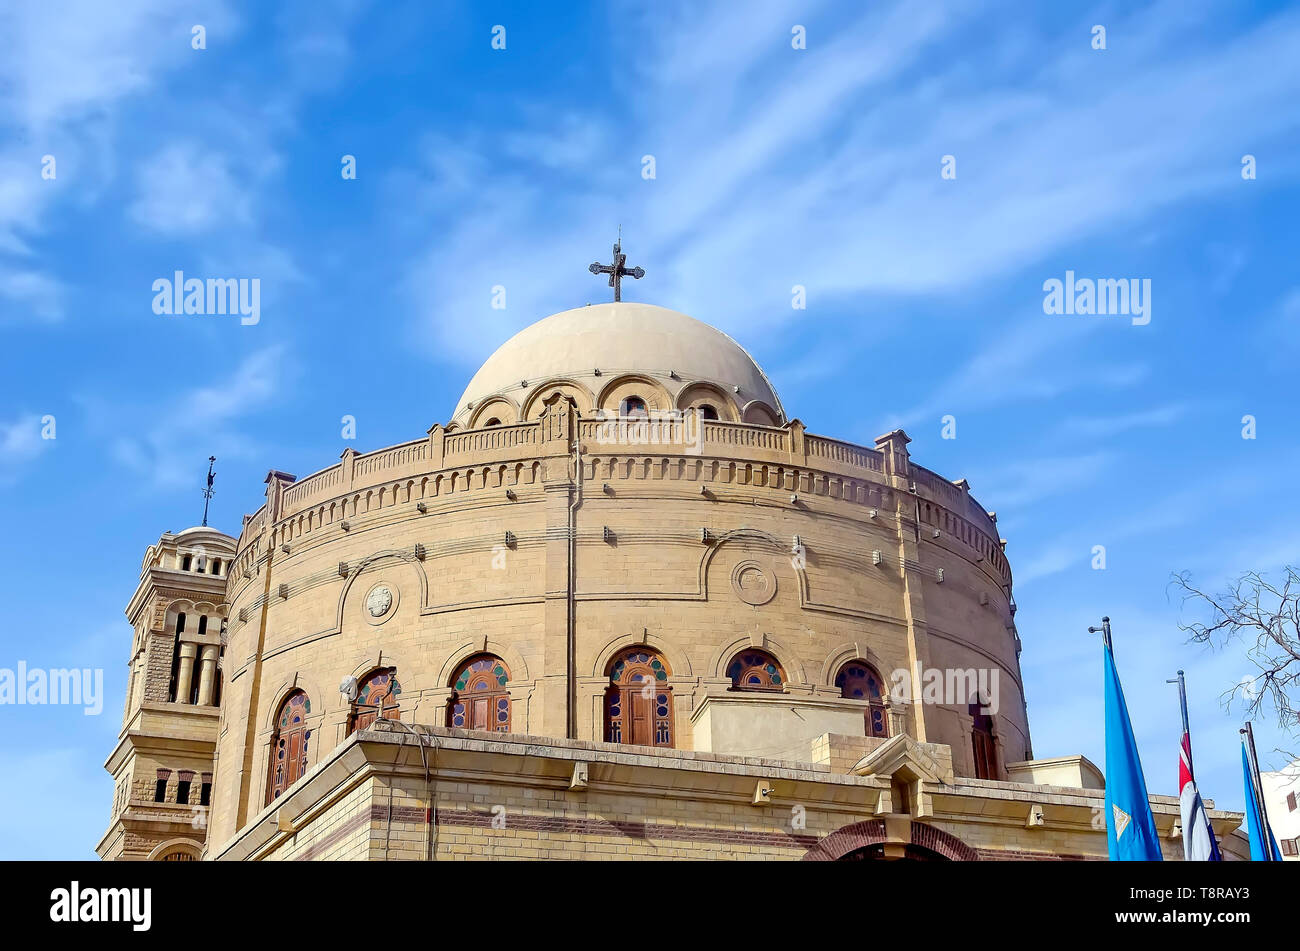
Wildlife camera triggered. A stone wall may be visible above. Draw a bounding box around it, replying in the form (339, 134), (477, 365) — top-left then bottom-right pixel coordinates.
(206, 409), (1026, 851)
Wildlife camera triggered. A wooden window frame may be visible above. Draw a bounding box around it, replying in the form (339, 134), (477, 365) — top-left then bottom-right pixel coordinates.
(265, 691), (312, 806)
(605, 648), (674, 748)
(726, 649), (787, 693)
(835, 660), (890, 738)
(445, 655), (512, 733)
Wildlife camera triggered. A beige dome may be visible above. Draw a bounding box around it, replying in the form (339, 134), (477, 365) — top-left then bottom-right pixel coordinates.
(452, 303), (785, 426)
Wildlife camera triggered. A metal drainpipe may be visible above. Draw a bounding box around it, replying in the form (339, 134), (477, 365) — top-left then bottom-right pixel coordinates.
(568, 437), (584, 739)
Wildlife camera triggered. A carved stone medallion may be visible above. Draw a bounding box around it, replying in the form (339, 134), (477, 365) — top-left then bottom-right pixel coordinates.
(731, 560), (776, 606)
(364, 584), (396, 623)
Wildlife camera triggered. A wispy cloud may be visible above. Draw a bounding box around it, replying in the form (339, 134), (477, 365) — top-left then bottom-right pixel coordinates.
(404, 0), (1300, 405)
(93, 346), (290, 490)
(883, 317), (1149, 433)
(1057, 403), (1190, 440)
(972, 449), (1118, 511)
(0, 266), (63, 322)
(0, 1), (239, 322)
(129, 143), (255, 236)
(0, 413), (52, 484)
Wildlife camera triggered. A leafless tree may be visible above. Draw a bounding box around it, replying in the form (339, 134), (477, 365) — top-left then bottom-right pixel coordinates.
(1171, 568), (1300, 739)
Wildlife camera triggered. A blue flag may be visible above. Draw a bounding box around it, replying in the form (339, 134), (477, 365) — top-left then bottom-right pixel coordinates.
(1241, 742), (1283, 861)
(1103, 638), (1163, 860)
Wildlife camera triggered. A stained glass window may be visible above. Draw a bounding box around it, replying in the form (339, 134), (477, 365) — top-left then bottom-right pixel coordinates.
(446, 654), (510, 732)
(605, 647), (673, 747)
(349, 668), (401, 734)
(836, 661), (889, 737)
(726, 649), (786, 691)
(266, 690), (311, 805)
(278, 690), (310, 728)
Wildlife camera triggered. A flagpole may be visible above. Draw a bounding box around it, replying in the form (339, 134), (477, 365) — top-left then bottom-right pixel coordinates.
(1087, 615), (1112, 649)
(1241, 721), (1275, 856)
(1166, 669), (1193, 776)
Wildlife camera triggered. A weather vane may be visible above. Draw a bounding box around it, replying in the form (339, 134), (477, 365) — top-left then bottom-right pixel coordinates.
(202, 456), (216, 527)
(588, 235), (644, 302)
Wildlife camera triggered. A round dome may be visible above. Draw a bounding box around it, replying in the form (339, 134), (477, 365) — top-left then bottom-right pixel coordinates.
(452, 303), (784, 425)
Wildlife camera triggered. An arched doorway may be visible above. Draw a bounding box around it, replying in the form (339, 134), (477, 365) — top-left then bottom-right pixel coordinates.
(970, 702), (998, 779)
(265, 690), (312, 805)
(348, 668), (401, 734)
(605, 647), (673, 747)
(801, 819), (979, 861)
(837, 843), (946, 861)
(446, 654), (511, 732)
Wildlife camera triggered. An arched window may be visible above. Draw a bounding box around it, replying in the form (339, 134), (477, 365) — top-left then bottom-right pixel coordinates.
(446, 655), (511, 732)
(484, 417), (502, 427)
(167, 612), (186, 702)
(620, 396), (648, 418)
(726, 649), (786, 692)
(212, 559), (222, 576)
(970, 703), (997, 780)
(605, 648), (673, 747)
(181, 554), (192, 571)
(836, 661), (889, 738)
(265, 690), (312, 805)
(212, 646), (223, 708)
(698, 403), (719, 421)
(348, 668), (401, 734)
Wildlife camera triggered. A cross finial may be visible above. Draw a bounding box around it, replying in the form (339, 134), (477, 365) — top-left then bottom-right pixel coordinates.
(202, 456), (216, 527)
(588, 238), (644, 302)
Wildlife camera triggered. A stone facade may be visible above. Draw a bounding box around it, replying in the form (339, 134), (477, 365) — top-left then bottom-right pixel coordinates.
(101, 302), (1245, 861)
(212, 724), (1246, 861)
(97, 527), (234, 860)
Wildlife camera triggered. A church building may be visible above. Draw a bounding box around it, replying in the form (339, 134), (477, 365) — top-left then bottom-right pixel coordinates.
(98, 249), (1245, 861)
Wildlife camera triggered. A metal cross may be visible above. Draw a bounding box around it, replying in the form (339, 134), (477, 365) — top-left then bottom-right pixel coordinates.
(588, 240), (644, 302)
(201, 456), (216, 527)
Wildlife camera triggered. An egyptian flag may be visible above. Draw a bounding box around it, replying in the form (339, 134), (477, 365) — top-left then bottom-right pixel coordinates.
(1177, 732), (1221, 860)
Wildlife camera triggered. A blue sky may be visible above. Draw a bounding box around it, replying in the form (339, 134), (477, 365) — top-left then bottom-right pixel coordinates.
(1, 0), (1298, 859)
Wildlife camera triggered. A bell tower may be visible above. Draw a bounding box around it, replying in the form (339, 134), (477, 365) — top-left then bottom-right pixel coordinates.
(97, 525), (236, 860)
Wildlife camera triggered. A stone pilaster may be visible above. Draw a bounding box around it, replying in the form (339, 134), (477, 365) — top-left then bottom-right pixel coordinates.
(876, 429), (934, 743)
(539, 393), (578, 738)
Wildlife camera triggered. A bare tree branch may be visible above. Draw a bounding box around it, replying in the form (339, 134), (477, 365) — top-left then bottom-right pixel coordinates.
(1170, 569), (1300, 750)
